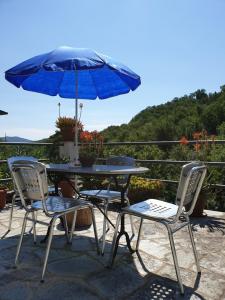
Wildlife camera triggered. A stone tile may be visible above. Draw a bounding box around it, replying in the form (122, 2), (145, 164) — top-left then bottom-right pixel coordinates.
(34, 247), (79, 263)
(88, 263), (148, 299)
(34, 279), (100, 300)
(138, 239), (171, 260)
(0, 237), (18, 250)
(0, 245), (41, 267)
(0, 281), (33, 300)
(200, 252), (225, 276)
(123, 251), (165, 277)
(164, 246), (199, 270)
(195, 270), (225, 300)
(157, 263), (195, 287)
(197, 235), (225, 255)
(47, 254), (103, 278)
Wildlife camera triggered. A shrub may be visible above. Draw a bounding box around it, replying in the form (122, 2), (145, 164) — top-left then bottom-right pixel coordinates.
(128, 177), (164, 203)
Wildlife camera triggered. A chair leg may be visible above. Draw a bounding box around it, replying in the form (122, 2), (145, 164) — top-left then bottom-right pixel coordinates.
(41, 217), (57, 282)
(69, 210), (77, 243)
(136, 218), (143, 251)
(167, 227), (184, 295)
(15, 211), (29, 266)
(32, 211), (37, 244)
(126, 197), (135, 237)
(188, 223), (201, 273)
(108, 213), (122, 267)
(90, 207), (100, 255)
(62, 215), (70, 244)
(8, 193), (16, 231)
(101, 200), (109, 255)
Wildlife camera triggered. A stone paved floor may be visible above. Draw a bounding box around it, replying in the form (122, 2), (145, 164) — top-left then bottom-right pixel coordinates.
(0, 204), (225, 300)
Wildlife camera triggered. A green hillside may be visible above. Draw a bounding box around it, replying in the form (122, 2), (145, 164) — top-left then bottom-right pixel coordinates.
(102, 86), (225, 141)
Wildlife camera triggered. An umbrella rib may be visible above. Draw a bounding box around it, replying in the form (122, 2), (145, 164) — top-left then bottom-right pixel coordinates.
(57, 71), (67, 97)
(111, 69), (131, 91)
(94, 52), (107, 66)
(88, 69), (99, 99)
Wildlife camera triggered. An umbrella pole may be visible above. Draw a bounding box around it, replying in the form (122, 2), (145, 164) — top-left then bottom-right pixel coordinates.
(74, 69), (79, 166)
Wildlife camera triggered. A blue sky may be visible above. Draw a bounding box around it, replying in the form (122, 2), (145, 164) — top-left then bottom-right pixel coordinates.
(1, 0), (225, 140)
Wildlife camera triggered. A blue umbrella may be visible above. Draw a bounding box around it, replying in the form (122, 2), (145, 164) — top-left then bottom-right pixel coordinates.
(5, 46), (141, 163)
(0, 110), (8, 116)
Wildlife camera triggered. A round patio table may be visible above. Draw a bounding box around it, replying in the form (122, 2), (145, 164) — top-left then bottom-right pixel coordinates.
(46, 163), (149, 263)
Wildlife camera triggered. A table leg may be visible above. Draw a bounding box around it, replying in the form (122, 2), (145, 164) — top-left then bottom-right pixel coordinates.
(109, 179), (135, 265)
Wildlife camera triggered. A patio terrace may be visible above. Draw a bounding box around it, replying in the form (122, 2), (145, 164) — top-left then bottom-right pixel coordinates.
(0, 205), (225, 300)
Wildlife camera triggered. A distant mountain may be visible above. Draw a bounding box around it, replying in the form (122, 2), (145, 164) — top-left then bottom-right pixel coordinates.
(0, 136), (33, 143)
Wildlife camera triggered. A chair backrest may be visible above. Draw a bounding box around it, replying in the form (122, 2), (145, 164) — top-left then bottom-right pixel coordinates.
(106, 156), (135, 187)
(7, 156), (38, 171)
(7, 156), (38, 196)
(11, 161), (49, 212)
(106, 156), (135, 167)
(175, 162), (207, 218)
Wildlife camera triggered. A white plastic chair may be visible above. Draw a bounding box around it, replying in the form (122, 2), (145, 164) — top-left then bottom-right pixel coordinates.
(11, 160), (99, 282)
(109, 162), (207, 294)
(80, 156), (135, 254)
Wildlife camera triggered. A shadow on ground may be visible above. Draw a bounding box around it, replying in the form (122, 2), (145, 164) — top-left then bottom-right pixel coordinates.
(191, 215), (225, 234)
(0, 232), (209, 300)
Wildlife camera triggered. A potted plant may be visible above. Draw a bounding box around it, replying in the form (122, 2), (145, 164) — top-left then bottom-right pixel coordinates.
(127, 177), (164, 203)
(56, 116), (83, 141)
(67, 130), (103, 228)
(180, 130), (216, 217)
(188, 170), (216, 217)
(62, 129), (103, 229)
(79, 130), (103, 167)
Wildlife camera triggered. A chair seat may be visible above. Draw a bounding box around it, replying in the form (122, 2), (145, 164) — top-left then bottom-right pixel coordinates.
(123, 199), (178, 220)
(80, 189), (122, 200)
(32, 196), (90, 213)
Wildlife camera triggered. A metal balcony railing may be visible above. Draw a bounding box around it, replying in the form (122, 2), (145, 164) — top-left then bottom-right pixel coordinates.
(1, 140), (225, 189)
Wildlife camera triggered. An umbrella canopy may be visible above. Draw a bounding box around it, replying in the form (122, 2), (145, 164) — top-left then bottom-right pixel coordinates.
(5, 46), (141, 164)
(5, 46), (141, 99)
(0, 110), (8, 116)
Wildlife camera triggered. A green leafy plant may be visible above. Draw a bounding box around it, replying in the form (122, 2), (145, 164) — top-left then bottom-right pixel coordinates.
(79, 130), (103, 166)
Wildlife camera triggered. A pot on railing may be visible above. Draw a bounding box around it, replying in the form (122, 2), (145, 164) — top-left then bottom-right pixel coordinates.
(60, 127), (75, 142)
(56, 116), (83, 142)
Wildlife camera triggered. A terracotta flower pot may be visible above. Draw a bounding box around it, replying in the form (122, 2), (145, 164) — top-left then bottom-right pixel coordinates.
(190, 190), (207, 217)
(0, 189), (7, 210)
(58, 180), (75, 198)
(65, 207), (93, 229)
(58, 180), (92, 229)
(185, 190), (207, 217)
